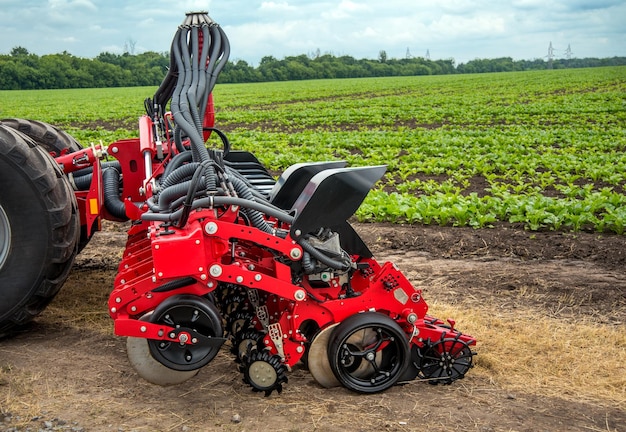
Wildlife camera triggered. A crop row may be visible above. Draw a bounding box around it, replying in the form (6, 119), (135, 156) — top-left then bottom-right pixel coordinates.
(0, 66), (624, 232)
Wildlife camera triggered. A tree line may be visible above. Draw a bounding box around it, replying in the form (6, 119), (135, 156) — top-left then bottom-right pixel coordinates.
(1, 46), (624, 90)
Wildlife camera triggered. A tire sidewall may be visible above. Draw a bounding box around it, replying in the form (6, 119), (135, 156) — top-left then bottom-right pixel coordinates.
(327, 312), (410, 393)
(0, 126), (79, 334)
(0, 150), (55, 321)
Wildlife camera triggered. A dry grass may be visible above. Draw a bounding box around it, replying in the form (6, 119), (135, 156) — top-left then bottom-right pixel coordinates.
(41, 276), (626, 411)
(428, 301), (626, 408)
(2, 234), (624, 431)
(43, 268), (115, 335)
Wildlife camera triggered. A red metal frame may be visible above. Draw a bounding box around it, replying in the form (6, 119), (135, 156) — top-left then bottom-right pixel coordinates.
(53, 89), (476, 387)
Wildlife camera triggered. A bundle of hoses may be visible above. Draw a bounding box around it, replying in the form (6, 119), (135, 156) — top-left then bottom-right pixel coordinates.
(145, 12), (281, 236)
(143, 12), (352, 273)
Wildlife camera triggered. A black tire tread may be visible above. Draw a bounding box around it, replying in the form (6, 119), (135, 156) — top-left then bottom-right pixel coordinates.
(0, 118), (82, 156)
(0, 125), (79, 337)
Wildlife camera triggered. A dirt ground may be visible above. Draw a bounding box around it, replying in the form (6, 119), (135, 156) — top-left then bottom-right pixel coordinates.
(1, 222), (625, 432)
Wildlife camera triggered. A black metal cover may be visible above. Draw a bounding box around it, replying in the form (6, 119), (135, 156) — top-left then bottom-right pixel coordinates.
(269, 161), (347, 210)
(290, 165), (386, 238)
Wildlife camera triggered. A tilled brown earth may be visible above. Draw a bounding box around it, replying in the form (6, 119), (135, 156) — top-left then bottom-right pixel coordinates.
(1, 223), (624, 432)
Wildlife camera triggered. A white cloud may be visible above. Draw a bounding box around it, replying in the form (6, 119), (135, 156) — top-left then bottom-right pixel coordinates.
(260, 2), (297, 11)
(48, 0), (97, 11)
(0, 0), (622, 64)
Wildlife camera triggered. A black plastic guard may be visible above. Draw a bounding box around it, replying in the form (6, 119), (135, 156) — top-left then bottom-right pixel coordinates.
(290, 165), (387, 239)
(269, 161), (347, 209)
(330, 221), (373, 258)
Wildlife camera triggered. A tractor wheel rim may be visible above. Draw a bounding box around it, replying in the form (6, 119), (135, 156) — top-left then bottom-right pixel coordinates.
(0, 204), (10, 270)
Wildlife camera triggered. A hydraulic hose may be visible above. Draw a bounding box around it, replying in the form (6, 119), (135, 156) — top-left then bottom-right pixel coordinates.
(161, 162), (201, 190)
(157, 180), (195, 212)
(162, 150), (193, 180)
(297, 237), (351, 272)
(141, 196), (294, 225)
(167, 13), (230, 168)
(102, 167), (129, 221)
(72, 173), (92, 191)
(302, 251), (315, 274)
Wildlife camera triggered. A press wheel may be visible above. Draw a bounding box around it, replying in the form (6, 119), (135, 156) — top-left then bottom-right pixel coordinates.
(328, 312), (410, 393)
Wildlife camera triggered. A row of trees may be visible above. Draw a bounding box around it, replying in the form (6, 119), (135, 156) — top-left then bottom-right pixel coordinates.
(1, 46), (624, 90)
(0, 47), (169, 90)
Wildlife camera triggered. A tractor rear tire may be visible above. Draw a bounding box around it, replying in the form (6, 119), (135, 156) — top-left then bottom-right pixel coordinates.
(0, 118), (96, 251)
(0, 125), (80, 337)
(0, 118), (82, 157)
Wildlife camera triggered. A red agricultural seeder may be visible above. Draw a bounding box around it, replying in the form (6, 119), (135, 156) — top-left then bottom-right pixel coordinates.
(0, 12), (475, 395)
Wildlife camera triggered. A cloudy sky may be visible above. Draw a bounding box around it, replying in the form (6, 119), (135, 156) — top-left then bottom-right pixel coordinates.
(0, 0), (624, 65)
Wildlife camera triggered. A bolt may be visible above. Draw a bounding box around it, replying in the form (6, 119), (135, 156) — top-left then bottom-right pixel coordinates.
(140, 326), (147, 333)
(290, 248), (301, 259)
(296, 346), (304, 353)
(110, 307), (117, 313)
(407, 313), (418, 324)
(195, 240), (200, 245)
(294, 290), (306, 301)
(120, 278), (126, 283)
(179, 334), (189, 344)
(205, 221), (218, 235)
(155, 244), (160, 250)
(111, 146), (119, 153)
(294, 229), (301, 237)
(192, 338), (198, 344)
(115, 297), (121, 303)
(169, 332), (176, 338)
(130, 306), (137, 312)
(210, 264), (223, 277)
(254, 274), (262, 282)
(200, 274), (207, 280)
(236, 276), (243, 283)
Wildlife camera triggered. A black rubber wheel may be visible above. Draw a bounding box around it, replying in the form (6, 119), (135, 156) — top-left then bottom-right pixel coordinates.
(0, 118), (82, 157)
(0, 118), (95, 251)
(147, 295), (224, 371)
(0, 125), (80, 337)
(328, 312), (410, 393)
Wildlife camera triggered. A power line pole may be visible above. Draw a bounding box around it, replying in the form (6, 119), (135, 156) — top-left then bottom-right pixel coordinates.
(564, 44), (573, 68)
(425, 49), (430, 60)
(405, 47), (412, 59)
(546, 41), (555, 69)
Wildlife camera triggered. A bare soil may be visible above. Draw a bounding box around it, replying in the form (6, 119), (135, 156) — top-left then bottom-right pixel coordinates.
(1, 222), (625, 432)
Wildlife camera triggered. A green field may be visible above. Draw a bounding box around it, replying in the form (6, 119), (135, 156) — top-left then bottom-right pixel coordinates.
(1, 66), (625, 232)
